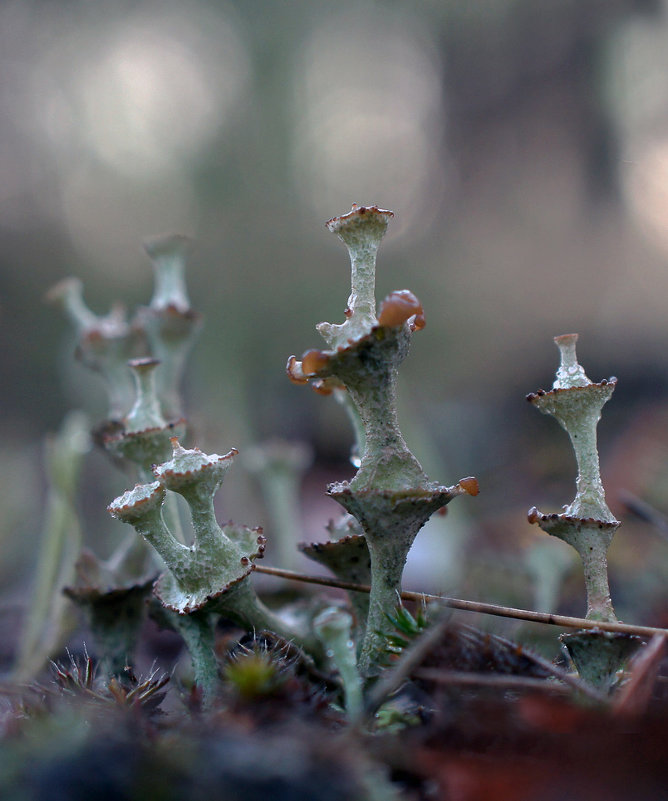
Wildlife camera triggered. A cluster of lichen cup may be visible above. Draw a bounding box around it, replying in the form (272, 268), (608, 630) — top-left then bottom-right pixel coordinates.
(48, 203), (645, 709)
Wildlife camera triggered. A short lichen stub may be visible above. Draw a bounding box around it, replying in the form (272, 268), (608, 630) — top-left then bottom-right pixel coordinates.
(527, 334), (619, 623)
(287, 204), (478, 673)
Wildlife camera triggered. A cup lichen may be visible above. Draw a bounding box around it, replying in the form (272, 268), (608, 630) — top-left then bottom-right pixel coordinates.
(287, 204), (478, 674)
(527, 334), (640, 687)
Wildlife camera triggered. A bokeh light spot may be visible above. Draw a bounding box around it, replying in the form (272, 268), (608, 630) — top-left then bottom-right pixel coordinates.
(291, 10), (448, 237)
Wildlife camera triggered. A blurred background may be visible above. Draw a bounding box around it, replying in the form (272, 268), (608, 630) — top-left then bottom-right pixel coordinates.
(4, 0), (668, 648)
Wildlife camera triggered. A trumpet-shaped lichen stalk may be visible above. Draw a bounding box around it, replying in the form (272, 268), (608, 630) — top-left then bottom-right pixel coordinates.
(102, 356), (187, 568)
(145, 233), (192, 313)
(297, 378), (369, 630)
(49, 238), (206, 679)
(46, 277), (136, 418)
(527, 334), (641, 688)
(297, 377), (369, 631)
(287, 205), (477, 674)
(527, 334), (617, 622)
(542, 334), (615, 522)
(287, 209), (428, 489)
(65, 577), (155, 679)
(109, 439), (314, 701)
(104, 358), (186, 482)
(125, 357), (165, 434)
(49, 233), (200, 423)
(137, 234), (202, 419)
(63, 359), (186, 678)
(317, 204), (392, 348)
(15, 412), (89, 680)
(110, 441), (256, 613)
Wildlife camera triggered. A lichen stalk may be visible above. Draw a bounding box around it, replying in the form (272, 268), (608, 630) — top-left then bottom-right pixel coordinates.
(144, 233), (193, 314)
(125, 358), (164, 434)
(528, 512), (617, 623)
(108, 482), (191, 585)
(214, 578), (314, 648)
(566, 410), (610, 521)
(527, 334), (619, 622)
(76, 583), (153, 679)
(333, 485), (467, 674)
(317, 205), (393, 349)
(314, 607), (362, 720)
(299, 517), (371, 635)
(341, 218), (378, 331)
(15, 412), (89, 680)
(47, 277), (136, 418)
(111, 438), (319, 681)
(287, 204), (477, 675)
(103, 359), (186, 480)
(167, 609), (219, 707)
(526, 334), (640, 685)
(139, 233), (202, 419)
(577, 529), (616, 622)
(363, 539), (408, 672)
(336, 331), (427, 492)
(104, 359), (188, 559)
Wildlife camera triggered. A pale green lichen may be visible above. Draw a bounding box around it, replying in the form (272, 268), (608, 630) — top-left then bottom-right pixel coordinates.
(317, 205), (393, 349)
(553, 333), (591, 389)
(527, 511), (617, 623)
(530, 335), (616, 523)
(109, 439), (314, 703)
(527, 334), (641, 686)
(124, 358), (165, 434)
(143, 233), (193, 314)
(528, 334), (618, 623)
(138, 233), (202, 418)
(103, 359), (186, 482)
(14, 412), (90, 680)
(287, 204), (477, 675)
(47, 277), (136, 418)
(314, 607), (362, 720)
(110, 441), (256, 613)
(560, 629), (641, 691)
(243, 439), (312, 571)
